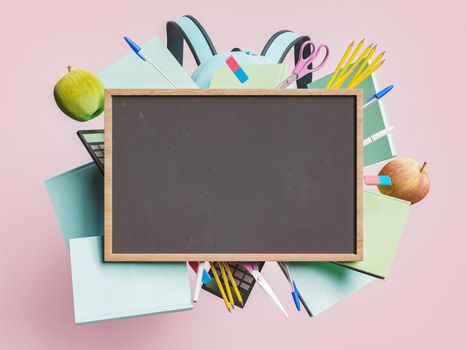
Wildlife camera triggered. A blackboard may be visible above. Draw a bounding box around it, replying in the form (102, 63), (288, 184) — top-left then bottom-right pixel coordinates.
(104, 89), (363, 261)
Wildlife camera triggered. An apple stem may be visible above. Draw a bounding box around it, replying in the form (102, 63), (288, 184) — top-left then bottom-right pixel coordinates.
(67, 65), (72, 73)
(420, 162), (427, 173)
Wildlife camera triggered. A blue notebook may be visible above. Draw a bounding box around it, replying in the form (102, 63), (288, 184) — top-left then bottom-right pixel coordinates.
(45, 163), (192, 323)
(98, 36), (197, 88)
(70, 236), (192, 324)
(308, 72), (396, 166)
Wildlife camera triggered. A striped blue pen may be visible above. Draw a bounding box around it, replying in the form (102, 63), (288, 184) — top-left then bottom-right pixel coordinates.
(124, 36), (179, 88)
(363, 85), (394, 109)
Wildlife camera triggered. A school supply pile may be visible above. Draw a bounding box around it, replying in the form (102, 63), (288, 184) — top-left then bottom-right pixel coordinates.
(45, 15), (428, 323)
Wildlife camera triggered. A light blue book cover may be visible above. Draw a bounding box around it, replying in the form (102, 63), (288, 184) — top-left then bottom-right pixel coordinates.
(308, 72), (396, 166)
(70, 236), (192, 324)
(288, 262), (375, 316)
(98, 36), (197, 88)
(45, 162), (103, 244)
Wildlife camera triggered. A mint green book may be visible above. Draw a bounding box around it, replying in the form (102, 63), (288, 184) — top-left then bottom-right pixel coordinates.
(210, 64), (288, 88)
(98, 36), (197, 88)
(336, 191), (411, 279)
(308, 72), (396, 166)
(45, 163), (103, 245)
(70, 236), (192, 324)
(287, 262), (375, 316)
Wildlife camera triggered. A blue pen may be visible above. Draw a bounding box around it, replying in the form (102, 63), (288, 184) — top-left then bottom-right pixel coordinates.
(284, 262), (301, 311)
(363, 85), (394, 109)
(124, 36), (179, 88)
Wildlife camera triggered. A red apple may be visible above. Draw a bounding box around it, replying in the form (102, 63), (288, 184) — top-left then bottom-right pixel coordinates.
(377, 158), (430, 204)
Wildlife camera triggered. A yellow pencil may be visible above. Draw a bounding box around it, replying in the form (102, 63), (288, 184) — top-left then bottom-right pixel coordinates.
(224, 262), (243, 305)
(351, 44), (377, 85)
(219, 261), (234, 308)
(331, 43), (373, 88)
(352, 50), (385, 84)
(333, 39), (364, 86)
(348, 60), (385, 88)
(210, 262), (231, 312)
(326, 41), (354, 88)
(332, 67), (354, 88)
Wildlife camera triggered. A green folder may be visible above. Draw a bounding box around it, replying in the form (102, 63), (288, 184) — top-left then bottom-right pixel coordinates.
(70, 236), (192, 324)
(308, 72), (396, 166)
(336, 191), (411, 279)
(98, 36), (197, 88)
(45, 163), (103, 245)
(287, 262), (375, 316)
(209, 64), (288, 88)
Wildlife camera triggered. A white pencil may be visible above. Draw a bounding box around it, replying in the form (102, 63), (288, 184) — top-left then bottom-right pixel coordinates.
(363, 126), (395, 146)
(193, 262), (204, 303)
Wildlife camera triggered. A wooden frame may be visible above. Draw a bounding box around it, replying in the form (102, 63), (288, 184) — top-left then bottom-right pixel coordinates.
(104, 89), (363, 262)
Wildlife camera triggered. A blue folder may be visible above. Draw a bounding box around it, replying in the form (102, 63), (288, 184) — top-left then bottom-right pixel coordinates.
(45, 162), (103, 244)
(70, 236), (192, 324)
(45, 163), (192, 323)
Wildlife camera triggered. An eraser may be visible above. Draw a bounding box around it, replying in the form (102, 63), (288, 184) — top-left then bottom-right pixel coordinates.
(234, 67), (249, 83)
(364, 175), (391, 186)
(225, 55), (241, 71)
(379, 175), (392, 186)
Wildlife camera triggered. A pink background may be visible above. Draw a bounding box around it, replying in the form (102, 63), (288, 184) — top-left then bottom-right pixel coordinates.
(1, 0), (465, 348)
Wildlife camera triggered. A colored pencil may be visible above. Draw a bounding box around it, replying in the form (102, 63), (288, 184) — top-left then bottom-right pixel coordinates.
(351, 44), (377, 85)
(326, 41), (354, 88)
(348, 60), (385, 88)
(220, 262), (235, 308)
(332, 67), (355, 89)
(333, 39), (364, 86)
(331, 42), (373, 88)
(210, 262), (231, 312)
(224, 262), (243, 305)
(352, 50), (385, 85)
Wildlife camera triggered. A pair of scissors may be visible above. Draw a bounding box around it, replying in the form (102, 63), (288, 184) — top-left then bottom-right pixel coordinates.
(277, 40), (330, 88)
(241, 263), (289, 318)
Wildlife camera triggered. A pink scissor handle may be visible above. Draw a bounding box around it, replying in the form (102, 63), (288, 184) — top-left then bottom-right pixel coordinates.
(294, 40), (330, 79)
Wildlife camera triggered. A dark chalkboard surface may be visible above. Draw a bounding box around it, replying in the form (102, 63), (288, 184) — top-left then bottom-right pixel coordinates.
(104, 89), (363, 261)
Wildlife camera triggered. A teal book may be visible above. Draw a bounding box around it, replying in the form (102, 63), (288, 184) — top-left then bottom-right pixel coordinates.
(70, 236), (192, 324)
(45, 162), (103, 245)
(336, 191), (411, 279)
(286, 262), (375, 316)
(308, 72), (396, 166)
(98, 36), (197, 88)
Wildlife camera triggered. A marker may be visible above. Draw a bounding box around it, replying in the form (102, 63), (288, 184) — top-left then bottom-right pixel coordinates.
(124, 36), (179, 88)
(363, 85), (394, 109)
(363, 126), (395, 146)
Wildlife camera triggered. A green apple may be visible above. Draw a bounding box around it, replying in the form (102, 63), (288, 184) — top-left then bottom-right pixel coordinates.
(53, 66), (104, 122)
